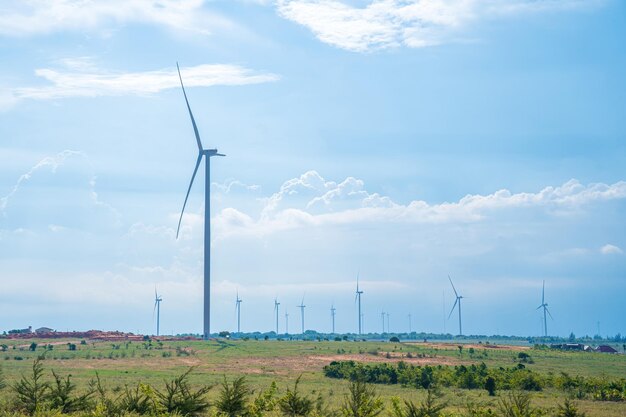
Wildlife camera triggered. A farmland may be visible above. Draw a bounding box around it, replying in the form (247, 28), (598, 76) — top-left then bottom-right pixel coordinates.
(0, 337), (624, 416)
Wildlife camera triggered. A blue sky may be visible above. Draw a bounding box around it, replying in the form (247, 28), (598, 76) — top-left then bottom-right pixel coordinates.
(0, 0), (625, 337)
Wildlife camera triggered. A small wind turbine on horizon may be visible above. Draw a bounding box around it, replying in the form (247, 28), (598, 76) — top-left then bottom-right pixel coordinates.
(154, 288), (162, 336)
(274, 298), (280, 334)
(235, 291), (242, 333)
(285, 311), (289, 335)
(298, 295), (306, 334)
(448, 275), (464, 336)
(537, 280), (553, 337)
(381, 310), (386, 333)
(330, 304), (336, 334)
(355, 273), (363, 335)
(175, 63), (225, 340)
(408, 313), (412, 333)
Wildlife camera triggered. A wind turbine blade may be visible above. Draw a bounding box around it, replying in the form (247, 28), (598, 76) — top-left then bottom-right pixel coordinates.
(448, 275), (459, 298)
(546, 307), (554, 320)
(176, 62), (203, 151)
(536, 305), (543, 310)
(448, 298), (458, 319)
(176, 154), (202, 239)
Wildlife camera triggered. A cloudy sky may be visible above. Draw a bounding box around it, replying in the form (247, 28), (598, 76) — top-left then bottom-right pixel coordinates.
(1, 0), (624, 338)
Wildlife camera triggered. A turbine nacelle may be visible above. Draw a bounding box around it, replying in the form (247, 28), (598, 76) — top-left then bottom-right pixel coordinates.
(201, 149), (225, 157)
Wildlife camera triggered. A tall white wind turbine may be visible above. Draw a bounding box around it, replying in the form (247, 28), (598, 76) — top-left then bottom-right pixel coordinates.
(274, 298), (280, 334)
(330, 304), (336, 334)
(175, 63), (225, 340)
(154, 288), (162, 336)
(297, 295), (306, 334)
(355, 273), (363, 335)
(536, 280), (552, 337)
(235, 291), (242, 333)
(448, 275), (464, 336)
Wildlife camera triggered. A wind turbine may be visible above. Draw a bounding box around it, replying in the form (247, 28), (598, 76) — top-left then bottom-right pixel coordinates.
(285, 311), (289, 335)
(297, 295), (306, 334)
(175, 63), (225, 340)
(381, 311), (386, 334)
(408, 313), (412, 333)
(386, 312), (390, 334)
(274, 298), (280, 334)
(235, 291), (242, 333)
(355, 273), (363, 335)
(330, 304), (336, 334)
(536, 280), (552, 337)
(448, 275), (464, 336)
(154, 288), (162, 336)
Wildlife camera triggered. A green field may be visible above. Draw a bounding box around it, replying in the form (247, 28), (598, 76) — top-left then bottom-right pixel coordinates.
(0, 338), (624, 416)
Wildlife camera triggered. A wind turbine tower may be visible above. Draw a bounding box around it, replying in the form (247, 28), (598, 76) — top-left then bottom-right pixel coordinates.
(175, 63), (225, 340)
(274, 298), (280, 334)
(235, 291), (242, 333)
(298, 296), (306, 334)
(285, 311), (289, 335)
(381, 311), (386, 333)
(330, 305), (336, 333)
(355, 274), (364, 335)
(536, 280), (552, 337)
(154, 289), (162, 336)
(408, 313), (412, 333)
(448, 275), (464, 336)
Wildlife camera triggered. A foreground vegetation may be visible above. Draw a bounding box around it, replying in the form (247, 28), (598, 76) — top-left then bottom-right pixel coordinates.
(0, 338), (624, 416)
(0, 359), (596, 417)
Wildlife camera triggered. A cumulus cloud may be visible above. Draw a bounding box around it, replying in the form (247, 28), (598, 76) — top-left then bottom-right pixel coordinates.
(5, 61), (279, 106)
(0, 0), (229, 37)
(600, 244), (623, 255)
(215, 171), (626, 238)
(276, 0), (602, 52)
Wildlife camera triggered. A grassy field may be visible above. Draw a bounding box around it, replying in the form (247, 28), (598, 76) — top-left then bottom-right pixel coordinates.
(0, 337), (624, 416)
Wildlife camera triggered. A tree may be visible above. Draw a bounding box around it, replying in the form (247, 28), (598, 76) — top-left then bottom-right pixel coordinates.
(278, 376), (313, 417)
(215, 376), (251, 417)
(485, 377), (496, 397)
(12, 358), (50, 415)
(497, 391), (536, 417)
(47, 370), (94, 413)
(391, 389), (447, 417)
(341, 380), (384, 417)
(154, 367), (212, 416)
(556, 398), (586, 417)
(29, 342), (37, 352)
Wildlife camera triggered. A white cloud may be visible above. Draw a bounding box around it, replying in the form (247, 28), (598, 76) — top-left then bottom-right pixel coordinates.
(600, 244), (623, 255)
(0, 0), (229, 37)
(8, 62), (279, 105)
(215, 171), (626, 238)
(276, 0), (602, 52)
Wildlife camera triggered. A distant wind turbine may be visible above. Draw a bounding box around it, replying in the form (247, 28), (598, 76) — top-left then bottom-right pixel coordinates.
(285, 311), (289, 335)
(448, 275), (464, 336)
(408, 313), (412, 333)
(235, 291), (242, 333)
(355, 273), (363, 335)
(330, 304), (336, 334)
(298, 295), (306, 334)
(536, 280), (553, 337)
(274, 298), (280, 334)
(154, 288), (162, 336)
(381, 311), (386, 333)
(175, 63), (225, 340)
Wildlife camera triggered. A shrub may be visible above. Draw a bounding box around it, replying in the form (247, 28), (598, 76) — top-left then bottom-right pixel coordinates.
(47, 370), (94, 413)
(497, 391), (537, 417)
(391, 389), (446, 417)
(485, 377), (496, 396)
(12, 358), (50, 414)
(215, 376), (251, 417)
(556, 398), (586, 417)
(278, 376), (313, 417)
(154, 367), (212, 416)
(340, 380), (383, 417)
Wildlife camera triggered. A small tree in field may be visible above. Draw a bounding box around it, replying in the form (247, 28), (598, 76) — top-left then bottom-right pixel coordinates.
(278, 376), (313, 417)
(12, 358), (49, 414)
(216, 376), (251, 417)
(485, 377), (496, 397)
(341, 380), (383, 417)
(556, 399), (586, 417)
